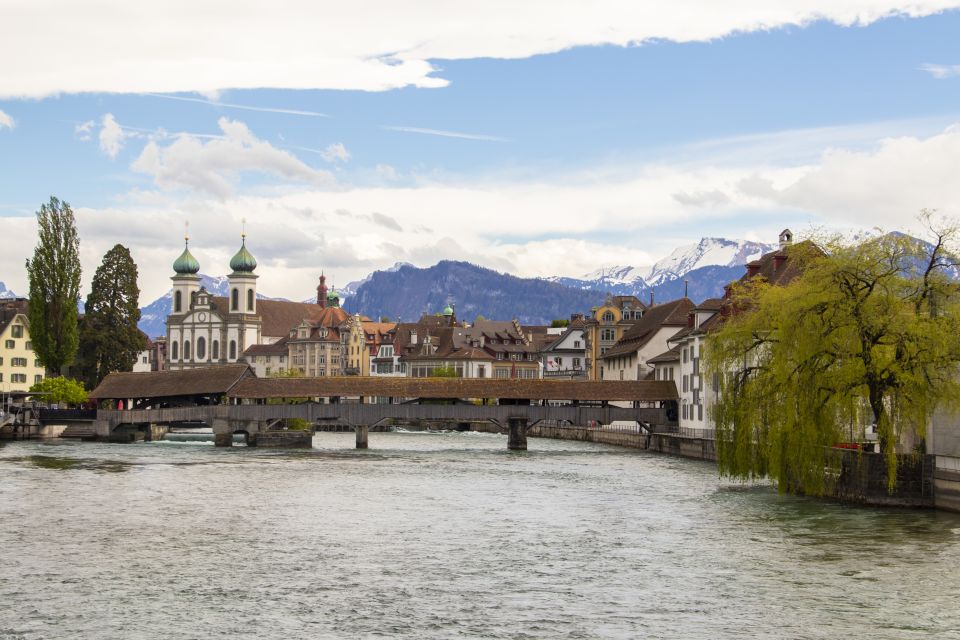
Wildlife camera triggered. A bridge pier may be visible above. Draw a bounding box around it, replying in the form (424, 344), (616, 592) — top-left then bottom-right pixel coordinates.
(507, 418), (528, 451)
(356, 425), (369, 449)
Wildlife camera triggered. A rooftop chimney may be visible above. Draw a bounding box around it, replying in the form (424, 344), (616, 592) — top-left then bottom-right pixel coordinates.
(649, 290), (654, 307)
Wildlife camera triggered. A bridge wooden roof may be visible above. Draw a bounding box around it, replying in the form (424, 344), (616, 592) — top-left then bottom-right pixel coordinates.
(90, 364), (253, 400)
(229, 376), (679, 402)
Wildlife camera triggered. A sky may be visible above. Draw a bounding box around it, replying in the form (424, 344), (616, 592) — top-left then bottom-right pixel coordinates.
(2, 1), (960, 302)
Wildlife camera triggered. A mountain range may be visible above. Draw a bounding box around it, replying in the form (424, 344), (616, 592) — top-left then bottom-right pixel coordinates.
(131, 236), (780, 336)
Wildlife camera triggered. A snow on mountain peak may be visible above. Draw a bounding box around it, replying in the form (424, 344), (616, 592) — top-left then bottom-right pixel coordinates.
(0, 282), (17, 299)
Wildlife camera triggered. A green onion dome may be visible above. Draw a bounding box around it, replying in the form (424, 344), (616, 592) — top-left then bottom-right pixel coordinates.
(443, 304), (454, 316)
(173, 242), (200, 274)
(327, 289), (340, 307)
(229, 238), (257, 273)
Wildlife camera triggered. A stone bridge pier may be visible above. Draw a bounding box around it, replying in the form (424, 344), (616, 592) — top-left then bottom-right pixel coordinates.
(212, 418), (267, 447)
(507, 417), (529, 450)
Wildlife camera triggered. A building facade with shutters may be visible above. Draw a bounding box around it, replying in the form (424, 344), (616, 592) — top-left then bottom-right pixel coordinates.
(0, 299), (45, 393)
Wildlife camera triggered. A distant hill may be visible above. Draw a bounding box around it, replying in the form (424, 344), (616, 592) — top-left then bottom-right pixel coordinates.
(343, 261), (609, 324)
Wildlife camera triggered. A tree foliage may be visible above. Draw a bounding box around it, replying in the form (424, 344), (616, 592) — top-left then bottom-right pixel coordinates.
(430, 366), (459, 378)
(29, 376), (88, 405)
(706, 218), (960, 495)
(26, 197), (82, 375)
(75, 245), (146, 389)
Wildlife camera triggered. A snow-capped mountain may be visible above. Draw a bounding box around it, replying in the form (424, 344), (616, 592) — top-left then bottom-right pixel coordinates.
(0, 282), (18, 299)
(551, 237), (777, 296)
(643, 237), (775, 286)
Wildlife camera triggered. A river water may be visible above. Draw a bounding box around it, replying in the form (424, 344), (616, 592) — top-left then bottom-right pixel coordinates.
(1, 432), (959, 639)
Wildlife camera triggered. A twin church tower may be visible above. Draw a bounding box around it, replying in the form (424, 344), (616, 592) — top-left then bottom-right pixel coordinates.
(166, 232), (338, 371)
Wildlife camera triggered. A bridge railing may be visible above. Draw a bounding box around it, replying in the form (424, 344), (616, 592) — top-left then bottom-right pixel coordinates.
(99, 403), (672, 429)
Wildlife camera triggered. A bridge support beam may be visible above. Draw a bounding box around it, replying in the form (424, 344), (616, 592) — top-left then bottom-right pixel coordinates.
(507, 418), (528, 451)
(356, 425), (369, 449)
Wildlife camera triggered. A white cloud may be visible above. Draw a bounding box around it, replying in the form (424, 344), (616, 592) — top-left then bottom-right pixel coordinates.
(320, 142), (350, 163)
(3, 1), (957, 97)
(130, 116), (335, 197)
(0, 110), (14, 129)
(74, 119), (95, 140)
(1, 119), (957, 303)
(98, 113), (129, 158)
(739, 124), (960, 225)
(919, 63), (960, 78)
(143, 93), (329, 117)
(381, 126), (508, 142)
(376, 164), (399, 181)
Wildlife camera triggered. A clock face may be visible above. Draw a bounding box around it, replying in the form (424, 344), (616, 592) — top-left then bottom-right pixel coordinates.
(198, 312), (207, 322)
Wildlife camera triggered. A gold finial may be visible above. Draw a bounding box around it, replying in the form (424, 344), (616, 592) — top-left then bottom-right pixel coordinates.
(241, 217), (247, 240)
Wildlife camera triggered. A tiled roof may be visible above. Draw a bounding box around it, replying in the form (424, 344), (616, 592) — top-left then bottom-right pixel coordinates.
(243, 336), (289, 357)
(90, 364), (252, 399)
(602, 298), (694, 359)
(647, 346), (681, 364)
(230, 376), (679, 402)
(740, 240), (821, 288)
(210, 297), (334, 338)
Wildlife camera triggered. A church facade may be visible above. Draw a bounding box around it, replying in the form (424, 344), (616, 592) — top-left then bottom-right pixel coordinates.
(165, 235), (326, 371)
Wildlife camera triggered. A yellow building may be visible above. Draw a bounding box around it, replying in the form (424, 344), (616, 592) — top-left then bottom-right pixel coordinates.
(0, 299), (46, 393)
(581, 295), (646, 380)
(340, 314), (394, 376)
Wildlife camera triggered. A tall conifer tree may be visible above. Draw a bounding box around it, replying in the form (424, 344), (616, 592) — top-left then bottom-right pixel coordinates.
(26, 196), (82, 375)
(75, 244), (146, 389)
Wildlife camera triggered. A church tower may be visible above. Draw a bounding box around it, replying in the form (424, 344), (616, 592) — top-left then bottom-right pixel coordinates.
(317, 273), (328, 308)
(170, 234), (201, 316)
(228, 232), (258, 314)
(225, 230), (261, 361)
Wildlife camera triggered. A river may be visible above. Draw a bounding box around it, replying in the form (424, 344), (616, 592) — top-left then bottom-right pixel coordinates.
(1, 432), (958, 639)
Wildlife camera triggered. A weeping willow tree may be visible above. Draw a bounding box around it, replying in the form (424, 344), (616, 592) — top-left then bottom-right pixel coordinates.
(706, 217), (960, 495)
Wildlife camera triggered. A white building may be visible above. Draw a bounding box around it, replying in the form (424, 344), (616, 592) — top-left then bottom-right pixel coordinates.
(166, 234), (325, 370)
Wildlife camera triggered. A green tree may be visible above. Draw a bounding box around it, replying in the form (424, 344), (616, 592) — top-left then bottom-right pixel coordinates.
(550, 319), (570, 328)
(267, 368), (311, 430)
(707, 223), (960, 495)
(29, 376), (88, 405)
(74, 245), (146, 389)
(26, 197), (82, 375)
(430, 366), (459, 378)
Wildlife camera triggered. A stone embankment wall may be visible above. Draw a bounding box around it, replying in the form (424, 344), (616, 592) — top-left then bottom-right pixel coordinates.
(830, 450), (935, 508)
(471, 422), (717, 461)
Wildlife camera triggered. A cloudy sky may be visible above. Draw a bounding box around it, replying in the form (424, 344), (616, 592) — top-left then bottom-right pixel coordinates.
(2, 1), (960, 302)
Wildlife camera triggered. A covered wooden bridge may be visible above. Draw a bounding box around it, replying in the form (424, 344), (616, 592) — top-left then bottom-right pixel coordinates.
(90, 366), (679, 449)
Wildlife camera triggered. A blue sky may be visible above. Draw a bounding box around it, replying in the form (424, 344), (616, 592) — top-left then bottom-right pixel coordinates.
(2, 3), (960, 301)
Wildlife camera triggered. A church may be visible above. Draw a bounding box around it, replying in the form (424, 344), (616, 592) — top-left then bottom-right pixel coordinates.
(166, 233), (329, 370)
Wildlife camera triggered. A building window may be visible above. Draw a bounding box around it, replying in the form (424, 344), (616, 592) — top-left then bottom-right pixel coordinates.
(11, 357), (27, 367)
(573, 358), (581, 368)
(602, 311), (614, 323)
(183, 340), (191, 360)
(229, 340), (237, 360)
(11, 374), (26, 384)
(574, 340), (581, 348)
(196, 337), (206, 360)
(231, 288), (239, 311)
(25, 341), (31, 350)
(247, 288), (254, 311)
(34, 374), (42, 384)
(495, 367), (510, 378)
(682, 404), (688, 420)
(171, 341), (179, 360)
(682, 375), (688, 392)
(174, 290), (182, 313)
(5, 340), (14, 349)
(11, 325), (23, 338)
(477, 365), (486, 378)
(601, 329), (616, 341)
(212, 340), (220, 359)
